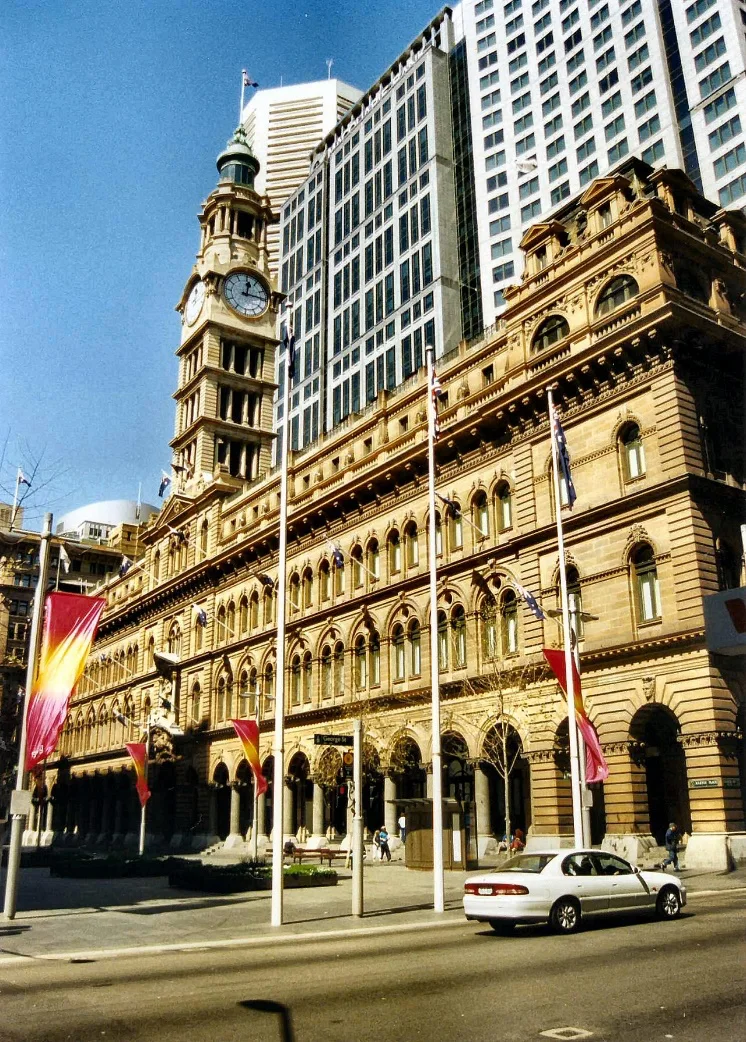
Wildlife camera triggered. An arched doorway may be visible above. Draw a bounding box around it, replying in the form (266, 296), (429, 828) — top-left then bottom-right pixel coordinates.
(442, 732), (473, 803)
(630, 704), (691, 843)
(235, 759), (254, 835)
(287, 752), (311, 833)
(391, 736), (426, 799)
(212, 762), (230, 840)
(363, 742), (384, 833)
(482, 721), (530, 840)
(315, 747), (346, 835)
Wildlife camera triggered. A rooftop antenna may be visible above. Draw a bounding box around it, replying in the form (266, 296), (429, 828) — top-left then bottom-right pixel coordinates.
(326, 59), (334, 80)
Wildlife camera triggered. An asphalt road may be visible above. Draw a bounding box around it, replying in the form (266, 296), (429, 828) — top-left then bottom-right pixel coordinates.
(0, 890), (742, 1042)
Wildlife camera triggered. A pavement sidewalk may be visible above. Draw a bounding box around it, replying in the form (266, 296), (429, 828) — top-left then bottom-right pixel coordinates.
(0, 857), (744, 966)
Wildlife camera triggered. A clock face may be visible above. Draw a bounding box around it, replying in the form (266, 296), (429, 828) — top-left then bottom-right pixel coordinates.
(184, 280), (205, 325)
(223, 272), (269, 317)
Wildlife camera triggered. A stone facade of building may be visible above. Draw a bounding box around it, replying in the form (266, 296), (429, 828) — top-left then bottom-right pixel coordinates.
(37, 159), (746, 869)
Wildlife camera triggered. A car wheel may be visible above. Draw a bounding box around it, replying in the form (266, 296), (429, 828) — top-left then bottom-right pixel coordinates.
(489, 919), (516, 935)
(655, 886), (681, 920)
(549, 897), (581, 934)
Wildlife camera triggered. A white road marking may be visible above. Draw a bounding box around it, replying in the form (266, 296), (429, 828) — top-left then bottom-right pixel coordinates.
(540, 1029), (593, 1040)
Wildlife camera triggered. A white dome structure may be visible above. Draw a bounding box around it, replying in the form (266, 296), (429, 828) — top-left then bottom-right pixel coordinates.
(56, 500), (159, 539)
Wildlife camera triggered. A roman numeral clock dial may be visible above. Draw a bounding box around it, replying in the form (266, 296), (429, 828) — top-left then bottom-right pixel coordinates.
(223, 271), (269, 317)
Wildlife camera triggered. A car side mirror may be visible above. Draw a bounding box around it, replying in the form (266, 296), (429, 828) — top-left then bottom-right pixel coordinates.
(633, 865), (641, 874)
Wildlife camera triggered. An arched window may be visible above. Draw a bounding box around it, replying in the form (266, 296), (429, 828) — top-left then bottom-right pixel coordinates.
(192, 615), (201, 653)
(238, 669), (249, 713)
(321, 645), (333, 699)
(495, 482), (512, 533)
(302, 568), (314, 609)
(532, 314), (570, 352)
(291, 654), (301, 705)
(333, 641), (345, 696)
(147, 636), (155, 668)
(367, 539), (380, 581)
(451, 605), (467, 668)
(595, 274), (638, 317)
(632, 544), (660, 622)
(216, 676), (226, 722)
(249, 591), (259, 630)
(200, 519), (209, 557)
(392, 624), (405, 681)
(501, 590), (518, 654)
(621, 423), (646, 480)
(248, 668), (258, 717)
(190, 682), (201, 725)
(388, 530), (402, 575)
(481, 597), (498, 659)
(263, 663), (274, 714)
(153, 550), (160, 582)
(216, 605), (227, 644)
(369, 629), (381, 686)
(408, 619), (422, 675)
(427, 510), (443, 556)
(351, 545), (364, 588)
(404, 521), (419, 568)
(566, 567), (583, 639)
(437, 609), (449, 670)
(239, 597), (249, 635)
(263, 587), (274, 626)
(354, 635), (367, 690)
(289, 573), (301, 615)
(473, 491), (489, 540)
(448, 502), (463, 551)
(319, 560), (331, 602)
(302, 651), (313, 702)
(167, 623), (181, 657)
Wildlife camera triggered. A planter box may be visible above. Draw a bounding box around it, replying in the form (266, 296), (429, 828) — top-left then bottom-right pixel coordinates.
(168, 868), (338, 894)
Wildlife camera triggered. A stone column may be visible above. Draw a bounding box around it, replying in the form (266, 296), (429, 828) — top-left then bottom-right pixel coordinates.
(310, 781), (326, 846)
(224, 785), (244, 849)
(682, 731), (746, 871)
(207, 787), (218, 839)
(599, 742), (654, 863)
(384, 775), (397, 835)
(525, 749), (573, 850)
(474, 765), (495, 856)
(283, 781), (295, 840)
(255, 790), (269, 848)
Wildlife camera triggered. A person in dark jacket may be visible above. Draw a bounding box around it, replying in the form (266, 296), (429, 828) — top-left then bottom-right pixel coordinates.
(378, 825), (391, 861)
(661, 822), (680, 871)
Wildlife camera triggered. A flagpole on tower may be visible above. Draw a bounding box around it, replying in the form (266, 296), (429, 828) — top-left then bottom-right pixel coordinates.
(426, 345), (444, 914)
(547, 388), (584, 848)
(271, 318), (294, 928)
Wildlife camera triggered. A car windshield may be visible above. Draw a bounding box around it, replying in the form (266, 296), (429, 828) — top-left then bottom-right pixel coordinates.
(496, 853), (555, 874)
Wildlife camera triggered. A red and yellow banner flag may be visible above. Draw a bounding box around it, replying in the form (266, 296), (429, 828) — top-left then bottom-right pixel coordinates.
(543, 648), (609, 784)
(25, 592), (106, 770)
(231, 719), (268, 795)
(126, 742), (151, 807)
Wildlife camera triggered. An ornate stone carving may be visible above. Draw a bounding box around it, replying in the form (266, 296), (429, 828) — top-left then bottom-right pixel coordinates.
(642, 675), (656, 702)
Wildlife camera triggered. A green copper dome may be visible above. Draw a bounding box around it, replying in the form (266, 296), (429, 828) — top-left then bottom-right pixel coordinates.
(216, 125), (259, 187)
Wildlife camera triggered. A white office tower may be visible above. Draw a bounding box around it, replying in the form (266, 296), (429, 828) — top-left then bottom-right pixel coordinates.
(276, 9), (470, 450)
(243, 80), (362, 275)
(463, 0), (746, 323)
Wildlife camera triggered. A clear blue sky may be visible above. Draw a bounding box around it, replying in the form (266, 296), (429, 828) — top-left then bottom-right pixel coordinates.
(0, 0), (440, 528)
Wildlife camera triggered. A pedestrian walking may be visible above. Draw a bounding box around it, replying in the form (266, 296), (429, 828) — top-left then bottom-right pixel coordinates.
(378, 825), (391, 861)
(372, 828), (381, 860)
(398, 813), (406, 846)
(661, 822), (680, 871)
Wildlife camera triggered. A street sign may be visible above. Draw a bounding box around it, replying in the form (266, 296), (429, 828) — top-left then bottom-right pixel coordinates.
(314, 733), (354, 747)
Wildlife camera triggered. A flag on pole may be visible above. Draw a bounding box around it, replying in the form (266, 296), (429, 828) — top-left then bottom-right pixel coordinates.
(243, 71), (259, 88)
(17, 469), (31, 488)
(542, 648), (609, 783)
(59, 545), (71, 574)
(283, 325), (297, 382)
(514, 581), (546, 621)
(231, 719), (268, 795)
(194, 605), (208, 627)
(257, 573), (275, 588)
(119, 556), (133, 577)
(550, 406), (577, 509)
(158, 472), (171, 498)
(436, 492), (460, 517)
(126, 742), (151, 807)
(326, 542), (345, 568)
(25, 592), (106, 770)
(431, 370), (443, 440)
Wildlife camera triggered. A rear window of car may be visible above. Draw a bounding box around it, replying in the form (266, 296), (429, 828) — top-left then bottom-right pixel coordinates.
(497, 854), (554, 873)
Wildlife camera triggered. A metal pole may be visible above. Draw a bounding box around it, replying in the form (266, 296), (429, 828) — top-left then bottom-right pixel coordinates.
(138, 719), (149, 857)
(3, 512), (53, 920)
(9, 471), (20, 531)
(251, 707), (260, 860)
(570, 609), (592, 847)
(271, 331), (292, 927)
(547, 390), (584, 848)
(352, 718), (364, 917)
(426, 346), (445, 913)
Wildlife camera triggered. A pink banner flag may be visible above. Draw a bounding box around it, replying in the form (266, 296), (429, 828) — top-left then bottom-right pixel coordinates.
(543, 648), (609, 784)
(126, 742), (151, 807)
(231, 719), (268, 795)
(26, 592), (106, 770)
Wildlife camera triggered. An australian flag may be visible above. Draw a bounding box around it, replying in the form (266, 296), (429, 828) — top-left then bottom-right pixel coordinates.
(330, 545), (345, 568)
(283, 324), (296, 383)
(436, 492), (460, 518)
(119, 556), (133, 578)
(257, 573), (275, 589)
(551, 406), (577, 509)
(158, 471), (171, 498)
(514, 581), (546, 621)
(195, 606), (208, 627)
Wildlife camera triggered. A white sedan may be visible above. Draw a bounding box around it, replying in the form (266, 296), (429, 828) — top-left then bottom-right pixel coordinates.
(463, 849), (686, 934)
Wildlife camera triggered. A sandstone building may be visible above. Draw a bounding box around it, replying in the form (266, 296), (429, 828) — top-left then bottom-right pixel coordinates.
(37, 153), (746, 870)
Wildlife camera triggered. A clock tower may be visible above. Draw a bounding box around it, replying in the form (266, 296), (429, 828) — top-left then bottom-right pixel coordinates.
(172, 125), (281, 490)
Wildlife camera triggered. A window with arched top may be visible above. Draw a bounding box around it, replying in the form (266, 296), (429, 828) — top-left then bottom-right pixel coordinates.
(263, 663), (274, 713)
(147, 636), (155, 668)
(351, 545), (364, 588)
(200, 519), (209, 557)
(249, 591), (259, 630)
(319, 560), (331, 602)
(190, 682), (201, 725)
(167, 624), (181, 657)
(334, 556), (345, 596)
(632, 544), (661, 623)
(566, 567), (583, 639)
(354, 635), (367, 690)
(595, 274), (638, 317)
(302, 568), (314, 609)
(451, 605), (467, 668)
(248, 668), (258, 717)
(333, 641), (345, 697)
(404, 521), (419, 569)
(216, 605), (227, 644)
(495, 482), (513, 533)
(392, 623), (405, 681)
(472, 491), (489, 540)
(291, 654), (301, 705)
(367, 539), (380, 581)
(532, 314), (570, 353)
(388, 530), (402, 575)
(427, 511), (443, 556)
(263, 588), (274, 626)
(194, 614), (203, 652)
(239, 597), (249, 635)
(369, 629), (381, 686)
(437, 609), (449, 670)
(153, 550), (160, 582)
(408, 619), (422, 675)
(501, 590), (518, 654)
(621, 423), (646, 480)
(321, 645), (332, 699)
(448, 503), (463, 551)
(481, 596), (498, 660)
(289, 573), (301, 615)
(216, 675), (227, 722)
